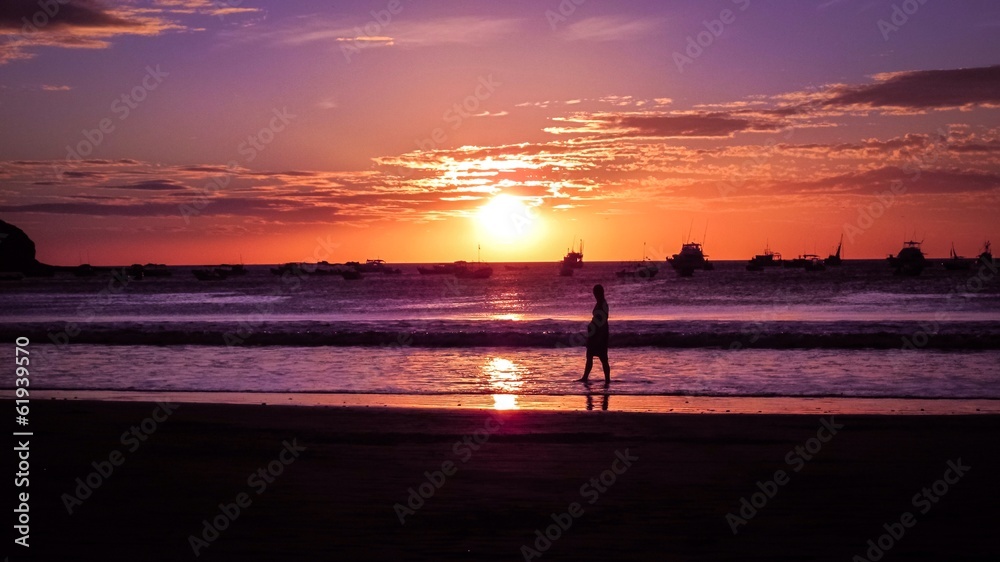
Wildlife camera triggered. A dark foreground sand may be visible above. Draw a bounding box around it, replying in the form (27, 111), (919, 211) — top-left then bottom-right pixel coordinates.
(17, 401), (1000, 561)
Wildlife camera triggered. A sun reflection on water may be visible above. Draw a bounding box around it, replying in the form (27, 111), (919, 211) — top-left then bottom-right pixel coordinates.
(492, 394), (519, 410)
(482, 356), (524, 409)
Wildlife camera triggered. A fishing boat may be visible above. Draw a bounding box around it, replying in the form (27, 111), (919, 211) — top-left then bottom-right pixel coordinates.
(746, 245), (782, 271)
(943, 243), (974, 271)
(562, 240), (584, 269)
(825, 235), (843, 266)
(667, 243), (710, 277)
(454, 246), (493, 279)
(785, 254), (824, 269)
(804, 256), (826, 271)
(887, 240), (927, 276)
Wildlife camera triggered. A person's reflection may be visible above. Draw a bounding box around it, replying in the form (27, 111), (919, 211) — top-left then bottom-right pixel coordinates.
(585, 391), (610, 411)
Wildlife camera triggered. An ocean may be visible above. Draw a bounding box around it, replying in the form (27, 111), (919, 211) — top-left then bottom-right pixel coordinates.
(2, 260), (999, 402)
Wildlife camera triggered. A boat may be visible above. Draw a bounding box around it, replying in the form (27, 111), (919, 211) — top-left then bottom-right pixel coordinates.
(617, 244), (659, 279)
(887, 240), (927, 276)
(454, 246), (493, 279)
(127, 264), (145, 280)
(943, 243), (974, 271)
(347, 259), (402, 274)
(667, 242), (711, 277)
(616, 258), (659, 279)
(825, 235), (843, 266)
(746, 245), (783, 271)
(562, 240), (584, 269)
(804, 256), (826, 272)
(978, 241), (993, 267)
(785, 254), (825, 270)
(417, 261), (468, 275)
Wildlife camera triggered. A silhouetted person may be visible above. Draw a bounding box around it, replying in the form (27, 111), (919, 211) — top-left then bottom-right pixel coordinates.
(579, 284), (610, 384)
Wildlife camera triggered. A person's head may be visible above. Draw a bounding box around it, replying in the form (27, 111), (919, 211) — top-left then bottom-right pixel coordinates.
(593, 284), (605, 301)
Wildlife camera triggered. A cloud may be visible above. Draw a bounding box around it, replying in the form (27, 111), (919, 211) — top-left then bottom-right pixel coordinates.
(103, 180), (188, 191)
(0, 0), (187, 64)
(558, 16), (662, 42)
(781, 167), (1000, 195)
(152, 0), (262, 18)
(252, 16), (521, 51)
(819, 66), (1000, 112)
(40, 84), (72, 91)
(546, 111), (785, 138)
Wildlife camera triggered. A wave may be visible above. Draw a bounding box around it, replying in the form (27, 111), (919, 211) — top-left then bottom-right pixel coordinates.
(4, 319), (1000, 349)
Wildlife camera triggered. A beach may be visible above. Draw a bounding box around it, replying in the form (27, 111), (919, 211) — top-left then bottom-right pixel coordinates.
(24, 399), (999, 561)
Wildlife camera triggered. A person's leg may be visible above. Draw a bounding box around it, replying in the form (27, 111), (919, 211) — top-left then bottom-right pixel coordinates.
(600, 352), (610, 383)
(579, 353), (594, 381)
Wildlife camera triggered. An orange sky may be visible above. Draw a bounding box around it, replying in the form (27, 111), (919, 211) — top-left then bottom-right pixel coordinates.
(1, 1), (998, 265)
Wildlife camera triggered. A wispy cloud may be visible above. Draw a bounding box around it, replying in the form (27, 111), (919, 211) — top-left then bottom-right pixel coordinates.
(251, 16), (522, 52)
(558, 16), (662, 42)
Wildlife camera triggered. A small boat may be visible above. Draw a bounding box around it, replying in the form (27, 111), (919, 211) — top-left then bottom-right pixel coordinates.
(825, 235), (843, 266)
(747, 245), (782, 271)
(667, 242), (711, 277)
(943, 243), (974, 271)
(617, 244), (659, 279)
(784, 254), (824, 269)
(562, 240), (584, 269)
(418, 261), (469, 275)
(978, 241), (993, 267)
(887, 240), (927, 276)
(348, 259), (402, 274)
(616, 259), (659, 279)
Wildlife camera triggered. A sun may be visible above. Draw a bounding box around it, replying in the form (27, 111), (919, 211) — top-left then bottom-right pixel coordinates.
(476, 194), (541, 244)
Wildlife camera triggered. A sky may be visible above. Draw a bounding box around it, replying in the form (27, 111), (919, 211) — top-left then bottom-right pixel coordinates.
(1, 0), (999, 265)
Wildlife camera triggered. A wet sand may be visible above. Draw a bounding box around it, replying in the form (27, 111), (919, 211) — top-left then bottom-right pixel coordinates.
(24, 400), (1000, 560)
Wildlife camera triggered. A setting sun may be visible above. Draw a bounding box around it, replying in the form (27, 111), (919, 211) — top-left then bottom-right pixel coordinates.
(475, 194), (543, 245)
